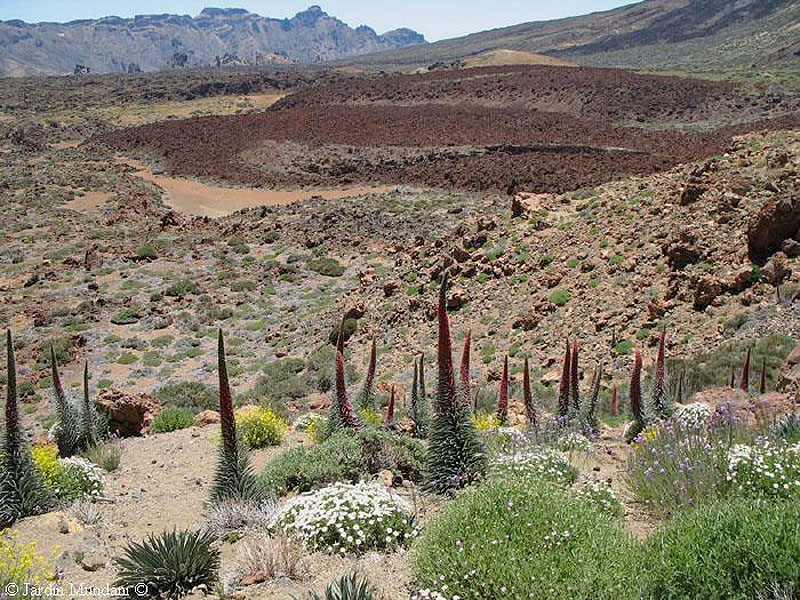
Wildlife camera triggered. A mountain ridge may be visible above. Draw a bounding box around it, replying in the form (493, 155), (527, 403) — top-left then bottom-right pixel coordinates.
(0, 5), (426, 77)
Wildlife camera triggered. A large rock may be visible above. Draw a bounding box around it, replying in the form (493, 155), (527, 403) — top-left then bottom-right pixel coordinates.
(747, 197), (800, 260)
(781, 345), (800, 391)
(96, 389), (161, 436)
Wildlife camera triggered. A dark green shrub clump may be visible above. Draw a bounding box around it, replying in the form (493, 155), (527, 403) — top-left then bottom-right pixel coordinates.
(413, 476), (634, 600)
(641, 499), (800, 600)
(156, 382), (218, 415)
(151, 406), (194, 433)
(113, 529), (219, 599)
(260, 429), (426, 496)
(307, 257), (345, 277)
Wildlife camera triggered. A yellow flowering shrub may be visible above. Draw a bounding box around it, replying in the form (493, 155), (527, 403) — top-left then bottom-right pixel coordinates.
(31, 444), (60, 489)
(236, 405), (288, 448)
(0, 531), (55, 591)
(473, 413), (501, 433)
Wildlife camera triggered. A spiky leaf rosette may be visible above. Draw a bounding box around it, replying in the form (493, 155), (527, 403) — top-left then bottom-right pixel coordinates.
(740, 348), (751, 393)
(357, 338), (378, 411)
(522, 357), (536, 430)
(497, 355), (509, 424)
(210, 331), (265, 505)
(410, 356), (428, 437)
(648, 331), (671, 420)
(51, 344), (81, 457)
(625, 351), (645, 444)
(759, 358), (767, 394)
(558, 339), (571, 417)
(0, 331), (52, 528)
(113, 528), (219, 599)
(569, 340), (580, 417)
(426, 275), (486, 494)
(583, 365), (602, 434)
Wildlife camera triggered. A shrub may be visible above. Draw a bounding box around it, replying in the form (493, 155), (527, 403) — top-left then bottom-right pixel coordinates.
(574, 481), (624, 518)
(134, 243), (159, 259)
(0, 531), (55, 595)
(156, 382), (218, 415)
(674, 402), (713, 429)
(233, 533), (307, 584)
(770, 413), (800, 444)
(641, 499), (800, 600)
(489, 447), (577, 486)
(307, 257), (345, 277)
(309, 573), (376, 600)
(473, 412), (500, 433)
(110, 308), (142, 325)
(83, 438), (122, 472)
(50, 344), (82, 456)
(409, 355), (429, 437)
(273, 482), (417, 555)
(165, 279), (201, 298)
(113, 529), (219, 599)
(727, 440), (800, 500)
(55, 456), (105, 501)
(412, 477), (634, 600)
(205, 499), (277, 539)
(549, 289), (571, 306)
(236, 406), (288, 448)
(152, 406), (195, 433)
(260, 429), (426, 497)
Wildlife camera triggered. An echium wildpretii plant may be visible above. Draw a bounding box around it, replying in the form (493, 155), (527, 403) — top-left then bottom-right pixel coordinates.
(409, 354), (429, 437)
(50, 343), (82, 456)
(426, 274), (486, 494)
(569, 340), (580, 417)
(356, 338), (377, 412)
(647, 331), (672, 421)
(625, 350), (646, 443)
(496, 355), (509, 425)
(209, 330), (266, 505)
(740, 348), (751, 393)
(522, 356), (536, 430)
(0, 331), (52, 527)
(557, 339), (570, 417)
(326, 320), (362, 434)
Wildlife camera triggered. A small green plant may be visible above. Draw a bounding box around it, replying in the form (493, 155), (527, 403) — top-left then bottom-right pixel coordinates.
(308, 573), (375, 600)
(0, 531), (55, 596)
(113, 529), (219, 599)
(236, 406), (288, 448)
(165, 279), (201, 297)
(549, 289), (571, 306)
(156, 382), (218, 415)
(152, 406), (195, 433)
(111, 308), (142, 325)
(307, 257), (345, 277)
(134, 243), (159, 259)
(83, 439), (122, 472)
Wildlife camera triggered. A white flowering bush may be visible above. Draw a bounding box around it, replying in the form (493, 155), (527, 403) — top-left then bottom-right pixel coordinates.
(56, 456), (105, 500)
(727, 440), (800, 499)
(555, 432), (591, 452)
(674, 402), (712, 429)
(272, 482), (417, 555)
(490, 447), (577, 486)
(574, 481), (624, 517)
(411, 590), (449, 600)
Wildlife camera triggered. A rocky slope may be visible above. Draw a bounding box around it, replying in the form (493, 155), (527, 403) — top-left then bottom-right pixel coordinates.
(0, 6), (426, 77)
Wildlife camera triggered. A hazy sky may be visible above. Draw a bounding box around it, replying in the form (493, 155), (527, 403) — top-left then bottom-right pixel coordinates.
(0, 1), (635, 41)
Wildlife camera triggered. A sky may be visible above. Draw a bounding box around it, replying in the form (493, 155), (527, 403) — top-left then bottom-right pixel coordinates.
(0, 1), (636, 41)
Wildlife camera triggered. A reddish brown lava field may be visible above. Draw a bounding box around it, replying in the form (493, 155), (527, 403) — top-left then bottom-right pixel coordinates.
(95, 65), (800, 193)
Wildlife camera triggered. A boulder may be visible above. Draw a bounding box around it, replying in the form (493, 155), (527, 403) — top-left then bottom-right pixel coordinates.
(96, 389), (161, 436)
(747, 197), (800, 260)
(193, 410), (220, 427)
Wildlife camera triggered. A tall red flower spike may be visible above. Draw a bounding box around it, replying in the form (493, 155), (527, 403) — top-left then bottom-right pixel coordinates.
(335, 350), (361, 429)
(610, 383), (619, 417)
(558, 339), (571, 417)
(387, 385), (395, 423)
(740, 348), (751, 392)
(497, 355), (509, 424)
(523, 356), (536, 428)
(569, 340), (580, 414)
(437, 273), (457, 418)
(630, 351), (643, 424)
(218, 330), (237, 454)
(459, 330), (472, 408)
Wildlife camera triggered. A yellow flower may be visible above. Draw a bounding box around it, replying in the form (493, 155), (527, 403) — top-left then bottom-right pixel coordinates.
(0, 530), (57, 589)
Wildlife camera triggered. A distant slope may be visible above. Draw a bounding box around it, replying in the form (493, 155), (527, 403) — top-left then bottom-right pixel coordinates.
(342, 0), (800, 71)
(0, 6), (426, 77)
(460, 49), (576, 68)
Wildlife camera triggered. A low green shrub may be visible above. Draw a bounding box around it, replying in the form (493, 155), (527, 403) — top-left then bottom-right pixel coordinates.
(236, 406), (288, 448)
(413, 477), (634, 600)
(307, 257), (345, 277)
(641, 499), (800, 600)
(155, 382), (217, 415)
(151, 406), (195, 434)
(260, 429), (426, 496)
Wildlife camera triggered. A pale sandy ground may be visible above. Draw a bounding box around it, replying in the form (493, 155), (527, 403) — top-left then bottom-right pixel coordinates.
(462, 49), (577, 69)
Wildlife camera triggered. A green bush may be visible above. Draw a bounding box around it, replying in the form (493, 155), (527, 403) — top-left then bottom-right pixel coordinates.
(641, 499), (800, 600)
(307, 257), (345, 277)
(155, 382), (217, 415)
(328, 319), (358, 345)
(134, 243), (158, 259)
(260, 429), (426, 497)
(110, 308), (142, 325)
(236, 406), (288, 448)
(549, 289), (571, 306)
(151, 407), (195, 434)
(165, 279), (201, 298)
(413, 476), (635, 600)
